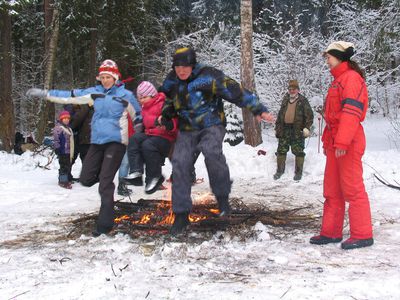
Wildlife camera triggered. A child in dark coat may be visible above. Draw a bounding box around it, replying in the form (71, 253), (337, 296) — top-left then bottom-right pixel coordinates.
(53, 110), (74, 189)
(125, 81), (178, 194)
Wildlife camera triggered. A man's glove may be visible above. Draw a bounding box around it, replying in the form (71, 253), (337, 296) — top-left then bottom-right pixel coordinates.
(155, 116), (174, 131)
(54, 148), (60, 155)
(26, 88), (48, 98)
(134, 122), (144, 133)
(303, 128), (311, 138)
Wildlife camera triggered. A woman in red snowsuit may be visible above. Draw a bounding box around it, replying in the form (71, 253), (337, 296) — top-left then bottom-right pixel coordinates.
(310, 41), (374, 250)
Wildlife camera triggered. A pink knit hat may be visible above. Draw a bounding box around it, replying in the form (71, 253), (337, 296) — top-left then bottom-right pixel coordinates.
(96, 59), (121, 81)
(58, 110), (71, 121)
(137, 81), (157, 99)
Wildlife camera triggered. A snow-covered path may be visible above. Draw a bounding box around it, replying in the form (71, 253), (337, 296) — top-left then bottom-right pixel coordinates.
(1, 116), (400, 299)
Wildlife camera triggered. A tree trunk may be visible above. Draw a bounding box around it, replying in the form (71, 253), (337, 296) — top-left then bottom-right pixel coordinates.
(44, 0), (55, 136)
(240, 0), (262, 147)
(36, 4), (60, 143)
(88, 14), (98, 86)
(0, 6), (15, 152)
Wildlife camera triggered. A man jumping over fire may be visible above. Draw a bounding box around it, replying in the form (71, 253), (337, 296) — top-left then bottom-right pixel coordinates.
(158, 47), (275, 235)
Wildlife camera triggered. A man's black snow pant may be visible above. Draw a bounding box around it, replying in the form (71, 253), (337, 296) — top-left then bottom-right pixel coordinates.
(171, 125), (231, 214)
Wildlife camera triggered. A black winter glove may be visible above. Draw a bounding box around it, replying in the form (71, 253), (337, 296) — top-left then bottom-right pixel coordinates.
(54, 148), (60, 155)
(134, 122), (144, 133)
(155, 116), (174, 131)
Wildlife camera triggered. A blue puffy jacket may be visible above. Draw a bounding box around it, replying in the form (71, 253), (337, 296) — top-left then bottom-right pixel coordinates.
(160, 64), (269, 131)
(49, 84), (141, 145)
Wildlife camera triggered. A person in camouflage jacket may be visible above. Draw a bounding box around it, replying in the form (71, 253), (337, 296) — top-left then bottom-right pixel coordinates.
(274, 80), (314, 181)
(159, 47), (275, 235)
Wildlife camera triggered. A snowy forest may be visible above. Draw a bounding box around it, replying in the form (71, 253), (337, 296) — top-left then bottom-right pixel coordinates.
(2, 1), (400, 299)
(0, 0), (399, 149)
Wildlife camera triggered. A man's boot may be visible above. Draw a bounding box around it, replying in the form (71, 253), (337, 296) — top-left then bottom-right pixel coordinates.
(216, 196), (231, 216)
(294, 156), (304, 181)
(273, 154), (286, 180)
(170, 212), (190, 235)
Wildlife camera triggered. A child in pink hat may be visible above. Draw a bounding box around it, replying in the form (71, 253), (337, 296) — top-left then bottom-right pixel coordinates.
(53, 110), (74, 189)
(125, 81), (178, 194)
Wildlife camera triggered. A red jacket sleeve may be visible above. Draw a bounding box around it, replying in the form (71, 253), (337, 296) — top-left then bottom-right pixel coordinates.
(127, 116), (134, 137)
(334, 71), (368, 150)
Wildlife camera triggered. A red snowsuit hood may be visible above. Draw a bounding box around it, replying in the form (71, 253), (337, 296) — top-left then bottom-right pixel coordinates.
(322, 61), (368, 150)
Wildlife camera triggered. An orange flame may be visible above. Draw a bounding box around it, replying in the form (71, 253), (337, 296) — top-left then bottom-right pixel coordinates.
(115, 185), (219, 226)
(115, 215), (130, 223)
(133, 212), (153, 224)
(209, 209), (220, 214)
(158, 210), (174, 224)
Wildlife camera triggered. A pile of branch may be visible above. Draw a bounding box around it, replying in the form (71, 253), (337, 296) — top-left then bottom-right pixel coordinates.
(0, 199), (319, 247)
(111, 198), (318, 237)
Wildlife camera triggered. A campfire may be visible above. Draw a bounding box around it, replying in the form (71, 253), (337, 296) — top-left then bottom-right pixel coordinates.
(0, 189), (319, 249)
(115, 199), (222, 225)
(114, 186), (222, 226)
(113, 191), (229, 234)
(114, 200), (219, 226)
(0, 180), (320, 249)
(110, 188), (319, 237)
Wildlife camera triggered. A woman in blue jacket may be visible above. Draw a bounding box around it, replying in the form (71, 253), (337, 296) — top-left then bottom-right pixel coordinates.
(27, 59), (141, 236)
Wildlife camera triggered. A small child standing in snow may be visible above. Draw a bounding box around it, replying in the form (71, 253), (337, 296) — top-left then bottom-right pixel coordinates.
(53, 110), (74, 189)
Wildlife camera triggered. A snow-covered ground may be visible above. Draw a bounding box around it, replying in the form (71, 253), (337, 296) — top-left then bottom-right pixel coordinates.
(1, 116), (400, 300)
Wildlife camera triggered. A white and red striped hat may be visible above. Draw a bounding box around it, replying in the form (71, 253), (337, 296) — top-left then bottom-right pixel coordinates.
(137, 81), (157, 98)
(96, 59), (121, 81)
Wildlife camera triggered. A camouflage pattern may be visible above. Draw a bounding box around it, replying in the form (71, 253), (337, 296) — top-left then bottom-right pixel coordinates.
(160, 64), (268, 131)
(275, 93), (314, 139)
(276, 125), (306, 157)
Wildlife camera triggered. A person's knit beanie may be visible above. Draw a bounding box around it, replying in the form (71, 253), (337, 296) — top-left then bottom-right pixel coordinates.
(58, 110), (71, 121)
(288, 80), (299, 90)
(137, 81), (157, 98)
(96, 59), (121, 81)
(172, 47), (197, 67)
(324, 41), (355, 61)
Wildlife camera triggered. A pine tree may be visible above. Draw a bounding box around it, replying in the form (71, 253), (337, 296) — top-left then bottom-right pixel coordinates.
(224, 103), (244, 146)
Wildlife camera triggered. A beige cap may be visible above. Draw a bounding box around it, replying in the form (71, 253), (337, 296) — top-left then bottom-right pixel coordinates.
(288, 80), (299, 89)
(325, 41), (355, 53)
